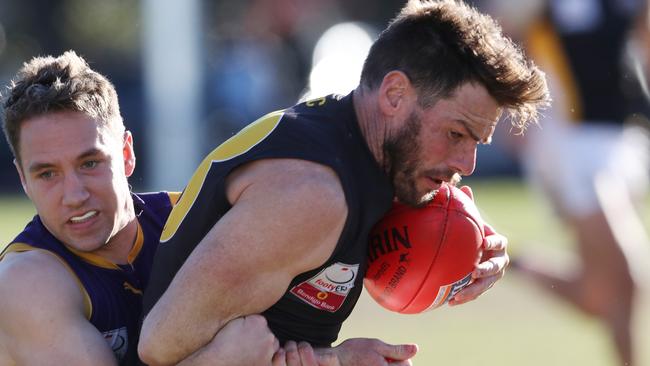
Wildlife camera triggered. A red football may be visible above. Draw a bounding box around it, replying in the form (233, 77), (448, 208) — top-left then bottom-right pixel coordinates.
(364, 184), (485, 314)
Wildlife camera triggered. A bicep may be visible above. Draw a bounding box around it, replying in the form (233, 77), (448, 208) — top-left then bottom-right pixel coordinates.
(0, 252), (117, 366)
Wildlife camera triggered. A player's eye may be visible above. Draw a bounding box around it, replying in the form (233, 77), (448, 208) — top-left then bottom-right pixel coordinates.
(81, 160), (99, 169)
(38, 170), (54, 180)
(449, 130), (464, 140)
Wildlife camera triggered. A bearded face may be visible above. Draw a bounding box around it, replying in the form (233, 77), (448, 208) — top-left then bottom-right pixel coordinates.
(383, 110), (461, 207)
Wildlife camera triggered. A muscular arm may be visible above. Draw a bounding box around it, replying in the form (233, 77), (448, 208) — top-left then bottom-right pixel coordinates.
(139, 159), (348, 365)
(0, 251), (118, 366)
(175, 315), (280, 366)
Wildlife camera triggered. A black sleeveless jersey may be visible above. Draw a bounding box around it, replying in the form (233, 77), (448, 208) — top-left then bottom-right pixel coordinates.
(527, 0), (646, 123)
(143, 93), (394, 346)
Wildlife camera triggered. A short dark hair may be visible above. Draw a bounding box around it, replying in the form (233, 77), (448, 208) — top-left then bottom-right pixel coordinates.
(1, 50), (124, 163)
(360, 0), (549, 132)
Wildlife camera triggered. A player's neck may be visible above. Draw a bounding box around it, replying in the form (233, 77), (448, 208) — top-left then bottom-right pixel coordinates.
(352, 87), (391, 171)
(93, 204), (138, 265)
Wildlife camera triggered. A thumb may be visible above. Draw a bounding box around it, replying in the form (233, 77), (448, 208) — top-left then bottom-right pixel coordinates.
(382, 343), (418, 361)
(460, 185), (474, 201)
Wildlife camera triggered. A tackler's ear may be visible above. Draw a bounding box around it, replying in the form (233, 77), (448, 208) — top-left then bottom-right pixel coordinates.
(123, 131), (136, 177)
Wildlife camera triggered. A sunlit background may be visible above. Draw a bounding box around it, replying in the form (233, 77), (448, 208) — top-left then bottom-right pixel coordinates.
(0, 0), (521, 192)
(0, 1), (649, 365)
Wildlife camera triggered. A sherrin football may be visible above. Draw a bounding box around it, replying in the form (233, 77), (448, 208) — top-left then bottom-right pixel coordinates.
(364, 184), (485, 314)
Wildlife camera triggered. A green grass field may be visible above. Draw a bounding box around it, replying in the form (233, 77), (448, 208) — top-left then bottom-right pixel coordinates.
(1, 179), (648, 365)
(340, 179), (650, 366)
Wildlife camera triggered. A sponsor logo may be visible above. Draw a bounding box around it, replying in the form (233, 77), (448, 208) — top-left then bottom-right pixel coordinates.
(290, 262), (359, 312)
(384, 264), (408, 296)
(399, 252), (410, 263)
(368, 225), (412, 263)
(427, 273), (473, 311)
(103, 327), (128, 361)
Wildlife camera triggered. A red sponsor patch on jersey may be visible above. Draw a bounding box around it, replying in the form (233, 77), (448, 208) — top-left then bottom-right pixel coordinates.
(290, 262), (359, 312)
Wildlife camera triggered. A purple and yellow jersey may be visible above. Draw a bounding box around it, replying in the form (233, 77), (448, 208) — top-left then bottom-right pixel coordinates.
(0, 192), (179, 365)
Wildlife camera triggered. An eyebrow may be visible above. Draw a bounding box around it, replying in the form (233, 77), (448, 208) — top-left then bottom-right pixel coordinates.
(27, 148), (103, 173)
(455, 119), (482, 142)
(28, 162), (55, 174)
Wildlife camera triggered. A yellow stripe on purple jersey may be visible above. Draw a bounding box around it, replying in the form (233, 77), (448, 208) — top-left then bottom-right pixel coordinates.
(0, 192), (176, 365)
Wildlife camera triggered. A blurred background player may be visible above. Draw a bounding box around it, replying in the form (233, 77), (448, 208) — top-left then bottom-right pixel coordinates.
(480, 0), (650, 364)
(0, 51), (281, 366)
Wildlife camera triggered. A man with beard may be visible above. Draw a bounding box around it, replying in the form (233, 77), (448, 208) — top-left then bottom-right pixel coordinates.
(139, 1), (550, 365)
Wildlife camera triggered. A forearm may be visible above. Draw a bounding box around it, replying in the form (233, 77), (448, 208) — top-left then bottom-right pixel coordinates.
(145, 315), (279, 366)
(139, 338), (215, 366)
(138, 259), (290, 364)
(174, 345), (219, 366)
(138, 293), (227, 365)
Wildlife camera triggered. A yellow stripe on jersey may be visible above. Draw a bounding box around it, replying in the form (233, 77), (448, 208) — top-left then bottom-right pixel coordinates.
(527, 19), (583, 122)
(0, 243), (93, 319)
(68, 222), (144, 270)
(160, 110), (284, 243)
(168, 192), (182, 206)
(211, 110), (285, 162)
(126, 223), (144, 264)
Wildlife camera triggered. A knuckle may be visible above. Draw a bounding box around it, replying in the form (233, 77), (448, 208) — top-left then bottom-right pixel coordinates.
(286, 347), (299, 359)
(297, 341), (313, 353)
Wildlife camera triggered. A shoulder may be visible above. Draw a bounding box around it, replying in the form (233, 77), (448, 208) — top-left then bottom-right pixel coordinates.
(134, 191), (181, 206)
(226, 158), (347, 214)
(133, 191), (181, 211)
(0, 251), (116, 365)
(0, 250), (86, 319)
(133, 191), (182, 226)
(221, 159), (349, 271)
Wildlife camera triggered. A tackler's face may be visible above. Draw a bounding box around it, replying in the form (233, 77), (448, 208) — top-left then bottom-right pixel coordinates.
(15, 110), (136, 253)
(389, 82), (501, 207)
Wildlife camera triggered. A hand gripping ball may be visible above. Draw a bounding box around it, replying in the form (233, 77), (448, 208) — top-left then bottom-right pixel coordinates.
(364, 184), (485, 314)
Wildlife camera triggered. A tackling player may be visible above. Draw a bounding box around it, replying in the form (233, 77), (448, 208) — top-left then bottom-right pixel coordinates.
(0, 51), (279, 366)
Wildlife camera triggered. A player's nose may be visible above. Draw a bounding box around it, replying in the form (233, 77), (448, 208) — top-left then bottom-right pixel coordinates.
(62, 172), (90, 207)
(449, 146), (477, 176)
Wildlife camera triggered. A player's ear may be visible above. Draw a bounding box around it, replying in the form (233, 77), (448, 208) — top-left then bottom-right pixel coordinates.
(122, 131), (136, 177)
(378, 71), (415, 117)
